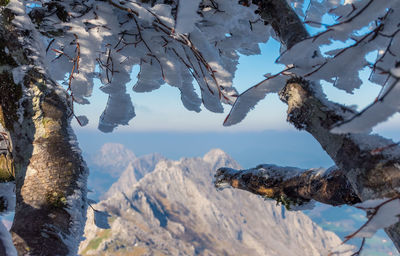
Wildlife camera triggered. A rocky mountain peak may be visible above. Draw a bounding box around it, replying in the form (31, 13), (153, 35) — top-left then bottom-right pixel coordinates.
(203, 148), (241, 170)
(92, 143), (136, 169)
(80, 150), (353, 256)
(103, 152), (165, 199)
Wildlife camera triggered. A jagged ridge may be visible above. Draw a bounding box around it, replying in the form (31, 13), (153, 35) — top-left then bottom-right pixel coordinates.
(80, 147), (352, 256)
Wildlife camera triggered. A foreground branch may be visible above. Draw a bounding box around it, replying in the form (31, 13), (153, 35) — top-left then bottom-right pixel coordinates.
(215, 165), (361, 209)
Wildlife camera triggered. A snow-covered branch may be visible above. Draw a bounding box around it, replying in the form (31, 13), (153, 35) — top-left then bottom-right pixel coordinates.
(226, 0), (400, 135)
(215, 164), (360, 209)
(25, 0), (270, 131)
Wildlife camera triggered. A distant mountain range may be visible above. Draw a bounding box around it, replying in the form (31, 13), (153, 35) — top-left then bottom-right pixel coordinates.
(79, 144), (353, 256)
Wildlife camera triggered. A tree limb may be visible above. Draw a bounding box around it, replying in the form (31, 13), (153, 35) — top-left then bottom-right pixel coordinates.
(215, 165), (361, 208)
(256, 0), (308, 49)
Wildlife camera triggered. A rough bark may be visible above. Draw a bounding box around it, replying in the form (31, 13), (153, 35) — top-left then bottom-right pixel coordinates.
(255, 0), (308, 49)
(280, 77), (400, 251)
(279, 78), (400, 200)
(1, 4), (88, 255)
(215, 165), (361, 208)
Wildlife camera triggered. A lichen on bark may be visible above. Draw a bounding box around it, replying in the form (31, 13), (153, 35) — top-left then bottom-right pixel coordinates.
(0, 72), (22, 131)
(0, 154), (14, 182)
(0, 36), (21, 131)
(0, 0), (9, 7)
(46, 191), (67, 209)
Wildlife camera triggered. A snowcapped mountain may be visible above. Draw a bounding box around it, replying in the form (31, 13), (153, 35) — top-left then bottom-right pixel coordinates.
(80, 148), (352, 256)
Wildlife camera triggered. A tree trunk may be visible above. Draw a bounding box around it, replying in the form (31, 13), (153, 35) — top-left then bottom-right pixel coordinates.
(1, 3), (88, 255)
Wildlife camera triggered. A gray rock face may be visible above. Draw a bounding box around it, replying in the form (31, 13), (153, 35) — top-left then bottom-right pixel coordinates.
(104, 153), (165, 198)
(80, 149), (352, 256)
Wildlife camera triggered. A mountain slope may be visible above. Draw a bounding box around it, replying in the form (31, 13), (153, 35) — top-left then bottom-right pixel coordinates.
(87, 143), (164, 200)
(104, 153), (165, 198)
(80, 149), (352, 256)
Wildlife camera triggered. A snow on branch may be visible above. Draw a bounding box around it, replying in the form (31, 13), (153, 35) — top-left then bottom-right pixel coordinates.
(214, 164), (361, 210)
(223, 0), (311, 126)
(22, 0), (400, 133)
(174, 0), (201, 34)
(51, 33), (86, 126)
(223, 69), (291, 126)
(332, 68), (400, 133)
(279, 0), (400, 132)
(332, 196), (400, 255)
(28, 0), (270, 131)
(226, 0), (400, 133)
(345, 197), (400, 241)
